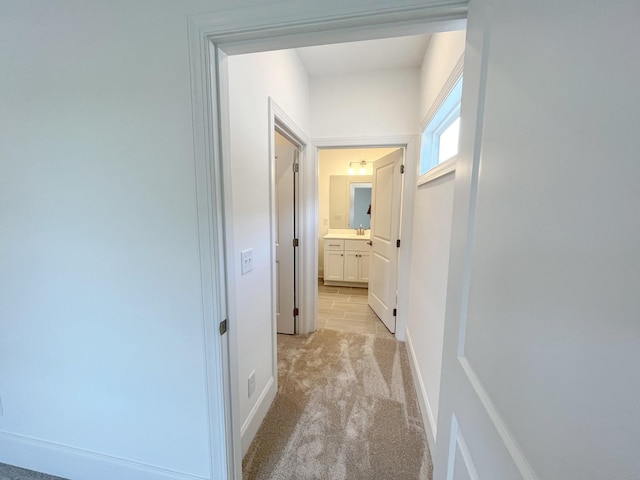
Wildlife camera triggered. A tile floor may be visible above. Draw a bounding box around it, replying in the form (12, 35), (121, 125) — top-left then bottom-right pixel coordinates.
(317, 283), (395, 339)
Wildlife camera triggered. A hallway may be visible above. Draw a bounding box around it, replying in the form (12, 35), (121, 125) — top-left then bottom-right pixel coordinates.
(242, 285), (430, 479)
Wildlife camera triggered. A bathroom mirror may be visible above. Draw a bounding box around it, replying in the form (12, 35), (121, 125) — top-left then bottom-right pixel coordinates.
(329, 175), (372, 229)
(349, 182), (372, 229)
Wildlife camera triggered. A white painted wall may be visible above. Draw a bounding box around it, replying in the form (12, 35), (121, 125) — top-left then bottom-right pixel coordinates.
(0, 1), (235, 478)
(9, 1), (639, 479)
(227, 49), (310, 453)
(404, 30), (466, 451)
(310, 68), (420, 139)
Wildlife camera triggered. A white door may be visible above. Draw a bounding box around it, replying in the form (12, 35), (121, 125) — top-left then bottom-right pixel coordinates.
(274, 131), (298, 334)
(368, 148), (404, 333)
(434, 2), (640, 480)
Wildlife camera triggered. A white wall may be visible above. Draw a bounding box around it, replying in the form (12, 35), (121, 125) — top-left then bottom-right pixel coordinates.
(404, 30), (466, 450)
(0, 1), (236, 479)
(227, 49), (310, 453)
(310, 68), (420, 139)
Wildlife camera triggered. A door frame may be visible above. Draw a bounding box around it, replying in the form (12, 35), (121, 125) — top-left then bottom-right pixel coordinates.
(269, 99), (316, 339)
(314, 135), (419, 341)
(187, 4), (468, 479)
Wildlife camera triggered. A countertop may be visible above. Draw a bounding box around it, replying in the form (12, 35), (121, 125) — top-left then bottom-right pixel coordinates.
(324, 232), (370, 240)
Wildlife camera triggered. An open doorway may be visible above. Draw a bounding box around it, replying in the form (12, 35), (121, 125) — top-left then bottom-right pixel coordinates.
(187, 7), (467, 477)
(317, 146), (404, 335)
(273, 129), (300, 335)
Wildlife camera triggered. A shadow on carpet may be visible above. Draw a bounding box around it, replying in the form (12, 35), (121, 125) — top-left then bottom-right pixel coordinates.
(0, 464), (67, 480)
(243, 329), (432, 480)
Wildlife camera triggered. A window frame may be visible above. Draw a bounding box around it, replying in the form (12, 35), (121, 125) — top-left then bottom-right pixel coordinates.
(418, 56), (464, 186)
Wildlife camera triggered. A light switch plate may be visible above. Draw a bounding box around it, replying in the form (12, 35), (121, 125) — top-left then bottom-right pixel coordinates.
(241, 248), (253, 274)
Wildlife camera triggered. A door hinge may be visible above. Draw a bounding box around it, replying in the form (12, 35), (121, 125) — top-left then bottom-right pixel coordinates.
(219, 319), (228, 335)
(293, 307), (299, 317)
(292, 162), (299, 173)
(396, 239), (401, 248)
(400, 164), (405, 174)
(393, 308), (397, 317)
(293, 238), (299, 247)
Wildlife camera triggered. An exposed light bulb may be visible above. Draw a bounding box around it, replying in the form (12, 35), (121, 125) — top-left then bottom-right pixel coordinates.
(359, 166), (366, 175)
(348, 166), (355, 175)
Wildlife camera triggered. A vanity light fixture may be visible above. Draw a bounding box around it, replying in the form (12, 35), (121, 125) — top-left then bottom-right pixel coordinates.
(347, 160), (371, 175)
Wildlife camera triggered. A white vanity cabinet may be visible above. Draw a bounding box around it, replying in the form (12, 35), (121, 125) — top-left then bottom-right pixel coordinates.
(323, 237), (370, 286)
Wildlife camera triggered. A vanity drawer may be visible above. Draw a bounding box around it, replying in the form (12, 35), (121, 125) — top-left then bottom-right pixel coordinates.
(324, 239), (345, 251)
(345, 239), (370, 251)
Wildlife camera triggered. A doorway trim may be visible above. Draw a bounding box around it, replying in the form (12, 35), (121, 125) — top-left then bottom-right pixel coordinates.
(270, 99), (316, 339)
(187, 3), (468, 479)
(314, 135), (419, 341)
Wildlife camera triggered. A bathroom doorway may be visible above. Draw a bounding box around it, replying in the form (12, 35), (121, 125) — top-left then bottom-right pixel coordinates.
(317, 146), (405, 334)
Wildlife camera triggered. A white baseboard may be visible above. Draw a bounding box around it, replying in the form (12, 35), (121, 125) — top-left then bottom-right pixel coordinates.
(404, 327), (437, 457)
(240, 376), (276, 457)
(0, 431), (208, 480)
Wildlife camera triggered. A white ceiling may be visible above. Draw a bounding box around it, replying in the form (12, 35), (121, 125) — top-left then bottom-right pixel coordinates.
(296, 35), (431, 77)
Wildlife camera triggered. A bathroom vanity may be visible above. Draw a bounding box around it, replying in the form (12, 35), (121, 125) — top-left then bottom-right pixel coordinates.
(323, 233), (370, 287)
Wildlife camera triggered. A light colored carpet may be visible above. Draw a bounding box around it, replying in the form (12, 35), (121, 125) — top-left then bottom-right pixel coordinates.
(243, 329), (431, 480)
(0, 464), (66, 480)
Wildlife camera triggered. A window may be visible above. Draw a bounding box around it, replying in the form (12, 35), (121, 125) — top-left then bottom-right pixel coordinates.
(419, 76), (463, 178)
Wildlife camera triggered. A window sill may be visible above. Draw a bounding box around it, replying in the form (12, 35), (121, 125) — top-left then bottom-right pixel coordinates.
(417, 156), (456, 186)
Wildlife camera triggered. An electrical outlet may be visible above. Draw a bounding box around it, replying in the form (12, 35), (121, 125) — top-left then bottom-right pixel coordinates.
(248, 371), (256, 398)
(241, 248), (253, 275)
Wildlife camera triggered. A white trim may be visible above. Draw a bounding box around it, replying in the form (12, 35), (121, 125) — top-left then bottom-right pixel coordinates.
(186, 21), (233, 480)
(313, 135), (415, 149)
(458, 358), (539, 480)
(239, 376), (277, 456)
(395, 135), (420, 343)
(0, 432), (207, 480)
(187, 4), (470, 479)
(420, 54), (465, 132)
(417, 54), (464, 179)
(300, 144), (320, 334)
(405, 327), (437, 457)
(417, 156), (457, 185)
(212, 46), (242, 480)
(455, 427), (480, 480)
(269, 100), (317, 336)
(314, 135), (416, 341)
(445, 414), (459, 480)
(191, 4), (467, 57)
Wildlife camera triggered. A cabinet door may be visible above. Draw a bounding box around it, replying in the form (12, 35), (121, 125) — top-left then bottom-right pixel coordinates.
(358, 251), (370, 282)
(324, 250), (344, 281)
(344, 251), (359, 282)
